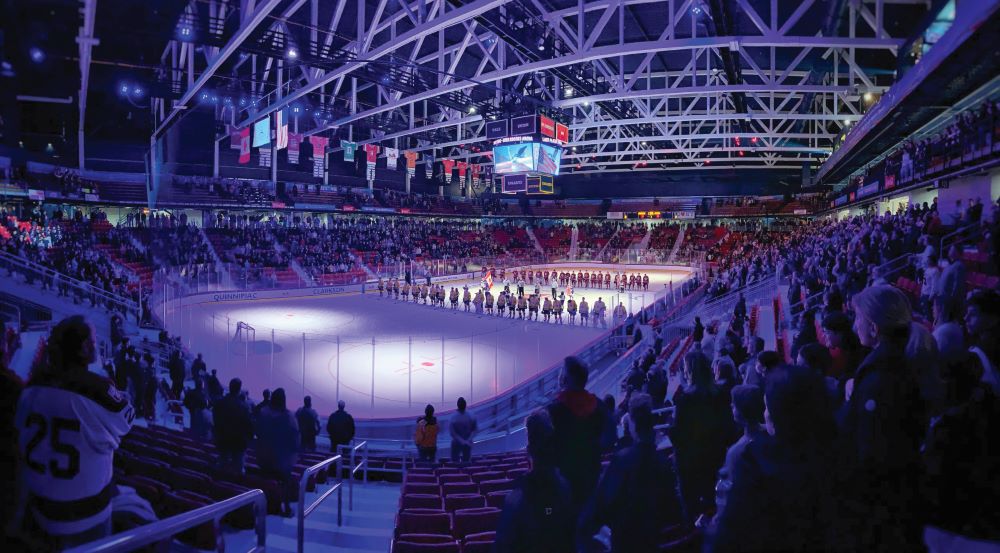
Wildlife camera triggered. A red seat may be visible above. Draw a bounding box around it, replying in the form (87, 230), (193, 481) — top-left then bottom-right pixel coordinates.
(441, 482), (478, 496)
(118, 475), (166, 508)
(392, 535), (460, 553)
(205, 481), (257, 529)
(395, 509), (452, 538)
(438, 473), (472, 484)
(461, 539), (495, 553)
(404, 482), (441, 495)
(168, 467), (210, 491)
(444, 494), (485, 512)
(405, 474), (439, 485)
(161, 491), (217, 550)
(401, 494), (443, 510)
(477, 479), (513, 495)
(485, 490), (510, 509)
(453, 507), (500, 539)
(469, 471), (503, 484)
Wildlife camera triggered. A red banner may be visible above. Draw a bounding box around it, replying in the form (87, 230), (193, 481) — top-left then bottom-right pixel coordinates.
(238, 128), (251, 164)
(540, 115), (555, 138)
(555, 123), (569, 143)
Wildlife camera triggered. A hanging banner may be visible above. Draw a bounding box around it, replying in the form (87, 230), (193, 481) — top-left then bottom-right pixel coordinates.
(425, 156), (433, 179)
(456, 161), (468, 187)
(486, 119), (509, 140)
(510, 115), (536, 135)
(341, 140), (357, 162)
(363, 143), (379, 183)
(482, 164), (493, 185)
(259, 147), (272, 168)
(229, 126), (242, 149)
(442, 159), (455, 183)
(385, 147), (399, 170)
(252, 116), (271, 147)
(404, 151), (419, 178)
(287, 133), (302, 164)
(238, 128), (251, 164)
(471, 163), (481, 187)
(275, 108), (288, 150)
(309, 136), (329, 177)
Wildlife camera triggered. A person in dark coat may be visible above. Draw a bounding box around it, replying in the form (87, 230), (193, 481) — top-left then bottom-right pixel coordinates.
(168, 350), (185, 399)
(495, 409), (575, 553)
(327, 400), (356, 453)
(255, 388), (299, 517)
(183, 378), (211, 440)
(669, 351), (733, 522)
(295, 396), (321, 452)
(545, 356), (613, 509)
(190, 353), (207, 382)
(577, 394), (682, 552)
(707, 365), (841, 552)
(839, 285), (926, 552)
(206, 369), (224, 403)
(692, 317), (705, 343)
(213, 378), (253, 474)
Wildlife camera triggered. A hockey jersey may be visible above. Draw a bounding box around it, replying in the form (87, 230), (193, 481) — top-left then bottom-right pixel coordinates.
(17, 370), (134, 536)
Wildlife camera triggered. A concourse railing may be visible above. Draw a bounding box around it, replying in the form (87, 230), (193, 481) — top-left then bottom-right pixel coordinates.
(66, 489), (267, 553)
(347, 440), (369, 510)
(297, 454), (344, 553)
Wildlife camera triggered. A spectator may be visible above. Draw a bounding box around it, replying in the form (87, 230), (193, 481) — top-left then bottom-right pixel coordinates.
(415, 404), (439, 462)
(253, 389), (271, 419)
(713, 357), (738, 399)
(255, 388), (299, 517)
(213, 378), (253, 474)
(494, 409), (575, 553)
(936, 245), (966, 319)
(206, 369), (224, 403)
(183, 378), (211, 440)
(16, 316), (134, 546)
(190, 353), (207, 382)
(168, 350), (185, 399)
(820, 311), (867, 384)
(738, 337), (764, 382)
(717, 385), (766, 485)
(645, 361), (668, 409)
(327, 400), (356, 454)
(577, 393), (682, 552)
(545, 356), (613, 509)
(0, 331), (24, 526)
(708, 365), (839, 552)
(839, 285), (925, 552)
(965, 289), (1000, 393)
(448, 397), (477, 463)
(692, 317), (704, 342)
(295, 396), (321, 452)
(670, 351), (733, 522)
(744, 350), (781, 388)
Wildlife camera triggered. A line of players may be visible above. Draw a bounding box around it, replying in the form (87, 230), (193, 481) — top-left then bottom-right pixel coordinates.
(375, 277), (626, 327)
(483, 267), (652, 292)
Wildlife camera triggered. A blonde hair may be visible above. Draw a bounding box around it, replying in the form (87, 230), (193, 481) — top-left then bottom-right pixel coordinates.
(853, 285), (912, 342)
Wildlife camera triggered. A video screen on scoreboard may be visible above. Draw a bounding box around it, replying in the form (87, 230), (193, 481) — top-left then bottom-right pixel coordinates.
(536, 143), (562, 175)
(493, 143), (536, 173)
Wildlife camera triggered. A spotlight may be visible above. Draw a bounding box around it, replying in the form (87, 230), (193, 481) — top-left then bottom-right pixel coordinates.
(582, 100), (590, 107)
(843, 119), (851, 125)
(29, 47), (45, 64)
(537, 38), (545, 51)
(751, 136), (758, 143)
(177, 24), (194, 40)
(131, 86), (144, 98)
(469, 106), (476, 114)
(863, 92), (874, 102)
(565, 88), (574, 98)
(119, 83), (130, 97)
(239, 97), (247, 107)
(287, 47), (299, 60)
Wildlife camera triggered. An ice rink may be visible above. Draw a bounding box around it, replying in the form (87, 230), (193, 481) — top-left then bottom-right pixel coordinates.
(167, 265), (691, 419)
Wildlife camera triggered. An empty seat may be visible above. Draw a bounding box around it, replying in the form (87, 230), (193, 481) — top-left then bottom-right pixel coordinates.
(485, 490), (510, 509)
(401, 494), (443, 510)
(392, 535), (460, 553)
(404, 482), (441, 496)
(452, 507), (500, 539)
(505, 468), (528, 480)
(469, 471), (503, 484)
(405, 474), (439, 485)
(441, 482), (478, 496)
(395, 509), (452, 538)
(444, 494), (485, 512)
(167, 467), (210, 491)
(478, 479), (513, 495)
(438, 473), (472, 485)
(161, 491), (217, 550)
(461, 537), (495, 553)
(205, 481), (257, 529)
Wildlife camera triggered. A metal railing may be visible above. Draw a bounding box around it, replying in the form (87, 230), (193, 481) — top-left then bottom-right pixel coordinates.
(0, 250), (139, 320)
(700, 273), (778, 321)
(66, 489), (267, 553)
(347, 440), (369, 510)
(297, 454), (344, 553)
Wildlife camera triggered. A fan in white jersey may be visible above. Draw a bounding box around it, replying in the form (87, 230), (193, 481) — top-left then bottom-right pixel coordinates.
(16, 316), (134, 545)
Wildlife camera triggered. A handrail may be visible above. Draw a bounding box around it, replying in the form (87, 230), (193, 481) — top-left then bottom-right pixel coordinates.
(66, 489), (266, 553)
(347, 440), (369, 510)
(0, 301), (21, 330)
(940, 221), (982, 252)
(297, 454), (344, 553)
(0, 249), (139, 319)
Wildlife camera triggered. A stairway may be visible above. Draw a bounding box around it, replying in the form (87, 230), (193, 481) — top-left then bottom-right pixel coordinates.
(595, 227), (620, 261)
(635, 224), (653, 250)
(198, 226), (234, 288)
(270, 230), (314, 287)
(524, 225), (546, 258)
(568, 225), (580, 260)
(667, 226), (686, 263)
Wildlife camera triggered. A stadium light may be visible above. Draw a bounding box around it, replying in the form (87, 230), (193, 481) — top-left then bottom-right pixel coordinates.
(287, 47), (299, 60)
(29, 47), (45, 64)
(469, 106), (476, 114)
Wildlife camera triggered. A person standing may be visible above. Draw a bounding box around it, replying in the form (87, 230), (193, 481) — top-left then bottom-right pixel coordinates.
(579, 297), (590, 327)
(16, 316), (134, 547)
(295, 396), (321, 452)
(190, 353), (207, 382)
(449, 397), (478, 463)
(327, 400), (356, 454)
(168, 350), (186, 399)
(415, 404), (439, 462)
(255, 388), (299, 517)
(214, 378), (253, 475)
(183, 378), (211, 440)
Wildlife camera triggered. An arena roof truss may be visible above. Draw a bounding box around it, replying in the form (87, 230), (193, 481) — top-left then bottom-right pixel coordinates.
(151, 0), (925, 174)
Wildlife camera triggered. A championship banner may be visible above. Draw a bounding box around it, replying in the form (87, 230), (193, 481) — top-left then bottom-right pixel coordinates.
(404, 150), (418, 178)
(363, 143), (380, 183)
(229, 126), (242, 149)
(309, 136), (329, 177)
(556, 123), (569, 143)
(425, 156), (433, 179)
(471, 163), (481, 187)
(252, 116), (270, 147)
(238, 128), (251, 164)
(441, 159), (455, 183)
(385, 147), (399, 170)
(456, 161), (468, 187)
(341, 140), (357, 162)
(482, 163), (493, 186)
(259, 147), (272, 168)
(275, 108), (288, 150)
(540, 115), (555, 138)
(287, 133), (302, 164)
